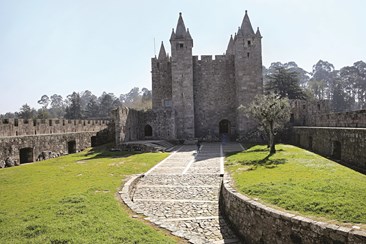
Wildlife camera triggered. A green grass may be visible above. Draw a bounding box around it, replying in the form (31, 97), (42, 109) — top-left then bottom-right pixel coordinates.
(0, 147), (182, 244)
(226, 144), (366, 226)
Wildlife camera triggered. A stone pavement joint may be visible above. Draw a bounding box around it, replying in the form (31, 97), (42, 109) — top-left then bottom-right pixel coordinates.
(125, 142), (244, 244)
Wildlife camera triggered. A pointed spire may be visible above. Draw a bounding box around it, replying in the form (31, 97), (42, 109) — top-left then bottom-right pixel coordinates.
(169, 28), (176, 41)
(226, 35), (234, 55)
(236, 27), (243, 38)
(240, 10), (255, 37)
(256, 27), (262, 38)
(175, 12), (187, 38)
(186, 28), (192, 40)
(158, 42), (167, 60)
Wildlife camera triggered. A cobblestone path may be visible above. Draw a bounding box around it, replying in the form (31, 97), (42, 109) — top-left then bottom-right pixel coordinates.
(130, 142), (244, 244)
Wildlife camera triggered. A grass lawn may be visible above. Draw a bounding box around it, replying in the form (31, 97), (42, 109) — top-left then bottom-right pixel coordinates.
(226, 144), (366, 227)
(0, 147), (183, 244)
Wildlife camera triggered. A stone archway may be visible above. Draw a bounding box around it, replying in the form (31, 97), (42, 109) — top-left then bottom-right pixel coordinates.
(219, 119), (231, 135)
(144, 124), (153, 137)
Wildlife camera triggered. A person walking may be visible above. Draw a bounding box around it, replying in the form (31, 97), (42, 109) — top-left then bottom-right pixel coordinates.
(196, 141), (201, 152)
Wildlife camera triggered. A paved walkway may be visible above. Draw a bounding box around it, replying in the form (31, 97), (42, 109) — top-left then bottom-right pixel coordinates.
(131, 142), (244, 244)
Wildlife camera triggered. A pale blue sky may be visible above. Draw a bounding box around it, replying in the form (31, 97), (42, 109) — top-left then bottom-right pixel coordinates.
(0, 0), (365, 114)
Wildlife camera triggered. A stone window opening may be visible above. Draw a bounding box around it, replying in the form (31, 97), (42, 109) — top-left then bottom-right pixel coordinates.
(144, 124), (153, 137)
(33, 120), (37, 126)
(49, 120), (53, 126)
(247, 52), (250, 58)
(14, 119), (18, 127)
(247, 40), (251, 46)
(317, 104), (321, 110)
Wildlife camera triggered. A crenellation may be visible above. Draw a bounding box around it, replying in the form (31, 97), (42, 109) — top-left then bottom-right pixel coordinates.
(115, 11), (263, 144)
(0, 119), (110, 138)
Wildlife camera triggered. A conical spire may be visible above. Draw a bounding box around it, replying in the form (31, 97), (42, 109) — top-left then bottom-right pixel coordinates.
(256, 27), (262, 38)
(240, 10), (255, 37)
(158, 42), (167, 60)
(175, 12), (187, 38)
(226, 35), (234, 55)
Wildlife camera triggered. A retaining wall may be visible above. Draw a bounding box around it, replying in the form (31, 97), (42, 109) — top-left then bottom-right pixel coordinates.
(292, 126), (366, 171)
(220, 175), (366, 244)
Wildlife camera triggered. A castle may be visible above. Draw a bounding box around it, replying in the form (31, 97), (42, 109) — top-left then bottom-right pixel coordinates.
(114, 11), (263, 142)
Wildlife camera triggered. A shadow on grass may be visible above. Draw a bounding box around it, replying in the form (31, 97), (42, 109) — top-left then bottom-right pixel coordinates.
(82, 145), (140, 161)
(245, 153), (287, 169)
(227, 147), (287, 170)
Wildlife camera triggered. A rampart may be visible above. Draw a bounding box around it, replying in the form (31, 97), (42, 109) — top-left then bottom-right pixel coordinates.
(113, 107), (175, 146)
(292, 126), (366, 171)
(0, 118), (109, 137)
(220, 174), (366, 243)
(0, 119), (112, 168)
(193, 55), (237, 139)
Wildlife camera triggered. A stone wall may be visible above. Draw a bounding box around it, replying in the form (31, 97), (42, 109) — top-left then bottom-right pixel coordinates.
(112, 107), (175, 146)
(311, 110), (366, 128)
(0, 132), (100, 166)
(292, 126), (366, 171)
(193, 55), (237, 139)
(220, 175), (366, 243)
(0, 118), (110, 137)
(151, 56), (172, 109)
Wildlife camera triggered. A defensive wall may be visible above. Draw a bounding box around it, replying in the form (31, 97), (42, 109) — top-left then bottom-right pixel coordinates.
(292, 126), (366, 171)
(220, 174), (366, 243)
(193, 55), (238, 139)
(113, 107), (175, 147)
(0, 118), (112, 167)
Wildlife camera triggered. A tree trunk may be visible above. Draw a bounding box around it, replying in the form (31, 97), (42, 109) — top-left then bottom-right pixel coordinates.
(269, 121), (276, 154)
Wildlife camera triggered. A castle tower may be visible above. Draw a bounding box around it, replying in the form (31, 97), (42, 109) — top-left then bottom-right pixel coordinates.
(169, 13), (195, 139)
(234, 11), (263, 135)
(151, 42), (172, 109)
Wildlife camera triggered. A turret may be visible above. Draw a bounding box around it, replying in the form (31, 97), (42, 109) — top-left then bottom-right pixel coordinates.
(233, 10), (263, 135)
(169, 12), (195, 139)
(151, 41), (172, 110)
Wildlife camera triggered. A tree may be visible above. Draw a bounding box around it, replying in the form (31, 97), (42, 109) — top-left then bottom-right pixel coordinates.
(308, 60), (335, 100)
(245, 93), (291, 154)
(98, 92), (117, 118)
(265, 67), (306, 99)
(37, 95), (50, 108)
(64, 92), (82, 119)
(49, 94), (65, 118)
(19, 104), (36, 120)
(85, 97), (100, 118)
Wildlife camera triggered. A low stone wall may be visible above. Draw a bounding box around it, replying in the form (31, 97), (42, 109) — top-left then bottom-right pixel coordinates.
(292, 126), (366, 171)
(220, 174), (366, 244)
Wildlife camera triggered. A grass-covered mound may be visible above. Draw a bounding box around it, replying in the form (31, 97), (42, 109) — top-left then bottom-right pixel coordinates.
(226, 144), (366, 226)
(0, 147), (181, 243)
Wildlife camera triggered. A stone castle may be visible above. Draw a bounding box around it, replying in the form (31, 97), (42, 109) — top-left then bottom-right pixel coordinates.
(114, 11), (263, 143)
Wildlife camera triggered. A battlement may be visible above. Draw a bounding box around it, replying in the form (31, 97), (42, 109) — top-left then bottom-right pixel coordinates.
(0, 118), (110, 137)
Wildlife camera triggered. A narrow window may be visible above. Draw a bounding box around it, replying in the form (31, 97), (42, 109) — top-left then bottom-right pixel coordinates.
(247, 40), (251, 46)
(247, 52), (250, 58)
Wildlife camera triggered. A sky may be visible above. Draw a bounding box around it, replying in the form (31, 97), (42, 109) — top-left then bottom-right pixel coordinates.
(0, 0), (365, 114)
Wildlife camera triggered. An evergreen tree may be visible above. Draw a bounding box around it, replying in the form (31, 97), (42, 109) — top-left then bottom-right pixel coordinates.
(65, 92), (82, 119)
(265, 67), (306, 99)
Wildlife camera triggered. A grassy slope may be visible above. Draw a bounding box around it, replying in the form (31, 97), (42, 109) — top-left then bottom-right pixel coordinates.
(226, 144), (366, 226)
(0, 148), (181, 244)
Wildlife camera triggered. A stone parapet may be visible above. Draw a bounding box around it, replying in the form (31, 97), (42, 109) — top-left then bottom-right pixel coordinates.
(220, 174), (366, 243)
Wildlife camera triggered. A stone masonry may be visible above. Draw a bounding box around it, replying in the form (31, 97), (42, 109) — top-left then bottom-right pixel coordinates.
(0, 118), (111, 167)
(114, 11), (263, 144)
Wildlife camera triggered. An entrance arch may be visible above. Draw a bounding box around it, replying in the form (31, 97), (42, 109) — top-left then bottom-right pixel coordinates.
(144, 124), (153, 137)
(219, 119), (231, 135)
